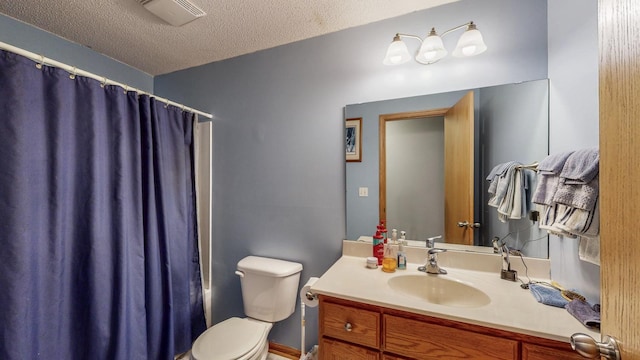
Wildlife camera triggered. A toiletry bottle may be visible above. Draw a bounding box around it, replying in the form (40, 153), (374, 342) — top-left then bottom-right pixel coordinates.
(397, 240), (407, 270)
(378, 221), (387, 244)
(382, 239), (397, 273)
(373, 231), (384, 265)
(391, 228), (398, 245)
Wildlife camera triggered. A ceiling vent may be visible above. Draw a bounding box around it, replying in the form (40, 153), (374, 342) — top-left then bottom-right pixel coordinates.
(140, 0), (206, 27)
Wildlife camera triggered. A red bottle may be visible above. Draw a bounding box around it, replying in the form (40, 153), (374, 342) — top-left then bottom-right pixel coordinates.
(373, 230), (384, 265)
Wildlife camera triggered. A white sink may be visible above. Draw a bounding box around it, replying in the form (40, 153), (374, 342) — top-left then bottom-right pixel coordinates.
(387, 274), (491, 308)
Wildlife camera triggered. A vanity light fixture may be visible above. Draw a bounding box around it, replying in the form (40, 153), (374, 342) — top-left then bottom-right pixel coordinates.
(383, 21), (487, 65)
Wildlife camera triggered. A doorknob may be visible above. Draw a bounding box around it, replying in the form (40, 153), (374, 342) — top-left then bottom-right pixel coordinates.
(457, 221), (481, 228)
(571, 333), (621, 359)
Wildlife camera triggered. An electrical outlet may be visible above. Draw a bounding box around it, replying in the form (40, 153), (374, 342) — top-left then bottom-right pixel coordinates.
(358, 187), (368, 197)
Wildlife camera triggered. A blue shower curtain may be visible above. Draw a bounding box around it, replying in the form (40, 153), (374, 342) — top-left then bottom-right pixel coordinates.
(0, 50), (206, 359)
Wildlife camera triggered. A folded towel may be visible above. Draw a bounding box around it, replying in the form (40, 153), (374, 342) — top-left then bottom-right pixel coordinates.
(559, 148), (599, 183)
(565, 299), (601, 329)
(537, 151), (575, 174)
(554, 198), (600, 238)
(529, 283), (569, 308)
(553, 176), (599, 211)
(532, 173), (561, 206)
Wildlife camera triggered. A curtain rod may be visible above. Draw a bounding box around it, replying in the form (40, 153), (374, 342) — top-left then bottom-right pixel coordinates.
(0, 41), (213, 119)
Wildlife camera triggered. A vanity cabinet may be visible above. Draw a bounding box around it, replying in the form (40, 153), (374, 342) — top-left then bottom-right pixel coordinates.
(318, 295), (583, 360)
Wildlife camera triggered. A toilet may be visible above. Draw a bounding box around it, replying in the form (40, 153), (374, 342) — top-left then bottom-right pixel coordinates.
(191, 256), (303, 360)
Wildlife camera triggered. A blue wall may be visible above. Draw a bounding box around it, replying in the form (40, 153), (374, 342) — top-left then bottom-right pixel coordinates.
(155, 0), (558, 350)
(0, 14), (153, 92)
(547, 0), (600, 304)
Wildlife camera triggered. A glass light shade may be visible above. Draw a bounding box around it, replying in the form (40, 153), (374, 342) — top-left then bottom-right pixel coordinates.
(452, 26), (487, 57)
(383, 36), (411, 65)
(415, 33), (447, 64)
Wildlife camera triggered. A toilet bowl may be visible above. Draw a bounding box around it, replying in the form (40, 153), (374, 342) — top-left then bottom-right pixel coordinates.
(191, 318), (271, 360)
(190, 256), (302, 360)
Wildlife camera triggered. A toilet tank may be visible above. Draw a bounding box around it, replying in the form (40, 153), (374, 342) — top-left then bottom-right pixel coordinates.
(236, 256), (303, 322)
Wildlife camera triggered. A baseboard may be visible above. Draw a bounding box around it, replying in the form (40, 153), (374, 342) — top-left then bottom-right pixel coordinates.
(268, 342), (300, 359)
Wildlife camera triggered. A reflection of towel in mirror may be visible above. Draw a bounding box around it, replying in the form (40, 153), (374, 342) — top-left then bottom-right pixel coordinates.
(487, 161), (517, 197)
(488, 162), (519, 209)
(488, 163), (532, 222)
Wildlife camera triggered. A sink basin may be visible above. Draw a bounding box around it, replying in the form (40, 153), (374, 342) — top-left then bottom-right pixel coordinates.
(387, 274), (491, 308)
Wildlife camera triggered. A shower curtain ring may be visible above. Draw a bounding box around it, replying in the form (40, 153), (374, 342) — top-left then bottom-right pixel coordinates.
(100, 77), (108, 88)
(164, 100), (169, 109)
(123, 85), (128, 94)
(35, 55), (44, 69)
(69, 66), (77, 80)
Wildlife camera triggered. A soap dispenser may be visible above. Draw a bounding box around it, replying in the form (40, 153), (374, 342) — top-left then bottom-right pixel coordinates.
(397, 240), (407, 270)
(382, 240), (397, 273)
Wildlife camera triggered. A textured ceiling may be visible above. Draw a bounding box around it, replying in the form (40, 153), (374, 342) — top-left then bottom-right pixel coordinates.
(0, 0), (458, 76)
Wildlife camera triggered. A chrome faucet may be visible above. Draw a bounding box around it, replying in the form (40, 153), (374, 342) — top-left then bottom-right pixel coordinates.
(424, 235), (442, 248)
(418, 248), (447, 275)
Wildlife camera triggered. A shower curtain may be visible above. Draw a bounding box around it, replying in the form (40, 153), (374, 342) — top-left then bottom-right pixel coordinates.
(0, 50), (206, 359)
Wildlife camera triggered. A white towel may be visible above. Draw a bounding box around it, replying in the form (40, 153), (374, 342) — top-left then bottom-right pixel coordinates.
(579, 236), (600, 265)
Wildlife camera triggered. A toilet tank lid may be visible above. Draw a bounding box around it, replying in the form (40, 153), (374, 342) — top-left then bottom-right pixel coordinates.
(237, 256), (303, 277)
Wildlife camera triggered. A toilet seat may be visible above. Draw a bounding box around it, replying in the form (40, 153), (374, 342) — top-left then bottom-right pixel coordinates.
(191, 317), (272, 360)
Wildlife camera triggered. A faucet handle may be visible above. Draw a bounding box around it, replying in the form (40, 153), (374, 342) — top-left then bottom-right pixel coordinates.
(425, 235), (442, 248)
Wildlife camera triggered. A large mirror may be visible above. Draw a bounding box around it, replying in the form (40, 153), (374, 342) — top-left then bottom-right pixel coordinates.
(345, 79), (549, 258)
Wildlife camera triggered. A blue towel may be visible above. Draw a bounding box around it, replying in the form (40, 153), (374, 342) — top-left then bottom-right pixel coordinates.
(537, 151), (574, 174)
(566, 299), (601, 329)
(559, 148), (599, 184)
(529, 284), (568, 308)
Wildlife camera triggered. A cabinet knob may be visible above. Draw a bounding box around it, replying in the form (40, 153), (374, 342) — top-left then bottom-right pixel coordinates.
(344, 322), (353, 332)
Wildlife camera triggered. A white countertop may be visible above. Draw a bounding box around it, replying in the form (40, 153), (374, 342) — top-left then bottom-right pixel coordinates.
(311, 255), (600, 343)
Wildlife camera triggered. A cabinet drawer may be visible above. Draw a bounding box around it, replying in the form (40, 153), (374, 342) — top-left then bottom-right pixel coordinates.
(522, 342), (584, 360)
(320, 338), (380, 360)
(384, 315), (518, 360)
(322, 301), (380, 348)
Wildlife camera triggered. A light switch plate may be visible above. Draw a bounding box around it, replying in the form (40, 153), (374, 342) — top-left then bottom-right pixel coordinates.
(358, 187), (368, 197)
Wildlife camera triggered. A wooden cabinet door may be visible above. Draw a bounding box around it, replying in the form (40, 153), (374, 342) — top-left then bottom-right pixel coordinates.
(522, 343), (584, 360)
(320, 338), (379, 360)
(384, 314), (517, 360)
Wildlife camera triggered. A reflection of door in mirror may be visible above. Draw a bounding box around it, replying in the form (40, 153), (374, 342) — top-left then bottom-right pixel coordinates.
(380, 91), (474, 245)
(444, 91), (475, 245)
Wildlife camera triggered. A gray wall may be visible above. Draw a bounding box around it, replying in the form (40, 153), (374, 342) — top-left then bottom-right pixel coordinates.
(155, 0), (551, 350)
(0, 14), (153, 92)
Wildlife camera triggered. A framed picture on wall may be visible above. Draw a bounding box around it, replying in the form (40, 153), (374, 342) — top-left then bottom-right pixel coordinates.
(346, 118), (362, 162)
